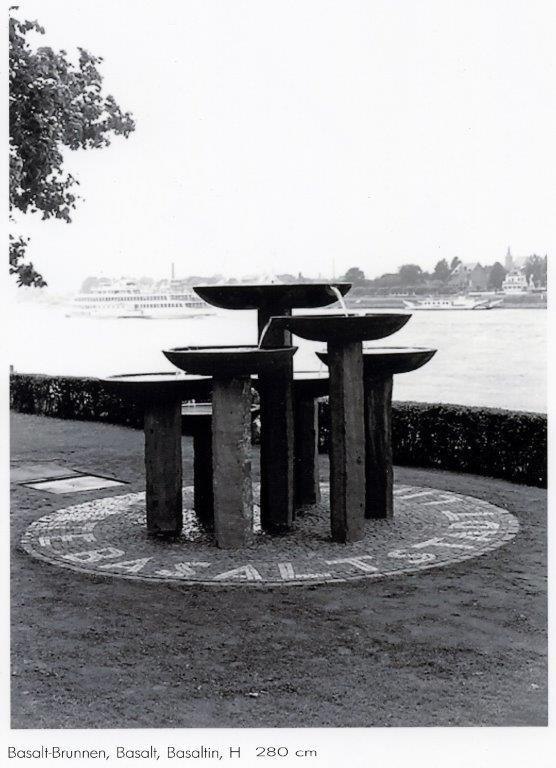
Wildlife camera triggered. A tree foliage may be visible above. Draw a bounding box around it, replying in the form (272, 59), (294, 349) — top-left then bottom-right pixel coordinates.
(342, 266), (366, 284)
(9, 13), (135, 286)
(487, 261), (507, 290)
(524, 254), (547, 287)
(9, 232), (45, 286)
(433, 258), (451, 282)
(373, 272), (400, 287)
(397, 263), (424, 285)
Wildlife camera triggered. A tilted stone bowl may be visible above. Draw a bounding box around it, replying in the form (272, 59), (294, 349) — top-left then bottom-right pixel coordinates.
(104, 372), (212, 401)
(193, 283), (351, 311)
(250, 369), (330, 398)
(260, 313), (411, 345)
(292, 370), (330, 398)
(163, 345), (297, 377)
(317, 346), (437, 378)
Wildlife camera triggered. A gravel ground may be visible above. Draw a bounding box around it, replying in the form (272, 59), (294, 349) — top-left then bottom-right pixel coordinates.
(10, 412), (547, 728)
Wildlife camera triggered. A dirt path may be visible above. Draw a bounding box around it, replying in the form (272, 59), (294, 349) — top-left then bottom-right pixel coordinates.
(10, 413), (547, 728)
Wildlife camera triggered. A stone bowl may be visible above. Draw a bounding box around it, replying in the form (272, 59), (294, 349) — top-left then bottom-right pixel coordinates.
(292, 370), (329, 398)
(180, 402), (260, 436)
(260, 313), (411, 345)
(250, 369), (330, 398)
(317, 347), (437, 378)
(104, 372), (212, 401)
(193, 283), (351, 311)
(163, 345), (297, 377)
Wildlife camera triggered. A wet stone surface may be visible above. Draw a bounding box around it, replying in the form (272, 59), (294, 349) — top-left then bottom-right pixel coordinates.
(20, 483), (519, 586)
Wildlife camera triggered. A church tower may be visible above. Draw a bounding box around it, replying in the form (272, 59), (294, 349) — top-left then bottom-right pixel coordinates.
(504, 247), (514, 272)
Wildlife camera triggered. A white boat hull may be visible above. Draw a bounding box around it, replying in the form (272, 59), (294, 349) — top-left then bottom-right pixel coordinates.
(67, 306), (214, 319)
(402, 298), (502, 310)
(67, 278), (215, 319)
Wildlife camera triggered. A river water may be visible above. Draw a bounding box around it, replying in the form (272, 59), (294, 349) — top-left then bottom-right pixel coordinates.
(8, 302), (546, 413)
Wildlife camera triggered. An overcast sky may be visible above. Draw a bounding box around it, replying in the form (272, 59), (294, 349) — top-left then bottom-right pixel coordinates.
(10, 0), (556, 290)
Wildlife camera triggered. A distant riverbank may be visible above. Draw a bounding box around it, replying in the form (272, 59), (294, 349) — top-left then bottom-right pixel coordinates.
(344, 292), (547, 310)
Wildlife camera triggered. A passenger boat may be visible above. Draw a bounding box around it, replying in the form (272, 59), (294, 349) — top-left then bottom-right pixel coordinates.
(67, 278), (214, 319)
(402, 296), (503, 310)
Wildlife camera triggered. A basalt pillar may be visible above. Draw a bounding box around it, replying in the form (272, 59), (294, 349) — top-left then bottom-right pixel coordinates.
(144, 395), (183, 536)
(257, 307), (295, 532)
(192, 423), (214, 530)
(211, 377), (253, 548)
(293, 394), (320, 506)
(327, 341), (366, 543)
(364, 376), (394, 519)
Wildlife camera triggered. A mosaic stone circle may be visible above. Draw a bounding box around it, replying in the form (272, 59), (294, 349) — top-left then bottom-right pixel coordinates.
(20, 483), (519, 586)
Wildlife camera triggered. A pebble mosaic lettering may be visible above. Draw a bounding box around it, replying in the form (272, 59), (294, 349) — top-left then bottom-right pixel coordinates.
(20, 484), (519, 586)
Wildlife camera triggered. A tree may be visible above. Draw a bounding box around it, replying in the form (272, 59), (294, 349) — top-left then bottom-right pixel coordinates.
(373, 272), (400, 287)
(397, 264), (424, 286)
(9, 13), (135, 286)
(342, 266), (366, 284)
(487, 261), (507, 290)
(524, 255), (546, 287)
(450, 256), (462, 271)
(433, 258), (451, 283)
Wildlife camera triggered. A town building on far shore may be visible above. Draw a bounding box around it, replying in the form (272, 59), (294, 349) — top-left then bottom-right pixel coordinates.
(449, 262), (490, 291)
(501, 269), (529, 294)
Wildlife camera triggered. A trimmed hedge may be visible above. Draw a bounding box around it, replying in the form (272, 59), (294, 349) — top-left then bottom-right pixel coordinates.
(10, 373), (144, 429)
(391, 401), (547, 488)
(10, 374), (546, 488)
(319, 400), (546, 488)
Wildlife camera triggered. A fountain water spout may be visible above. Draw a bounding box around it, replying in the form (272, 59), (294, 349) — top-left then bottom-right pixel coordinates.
(330, 285), (349, 316)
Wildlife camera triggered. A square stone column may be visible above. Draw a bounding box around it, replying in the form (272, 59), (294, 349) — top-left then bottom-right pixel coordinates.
(294, 394), (321, 506)
(212, 377), (254, 548)
(257, 307), (295, 533)
(144, 395), (183, 536)
(192, 426), (214, 530)
(327, 341), (366, 543)
(181, 408), (214, 530)
(364, 376), (394, 519)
